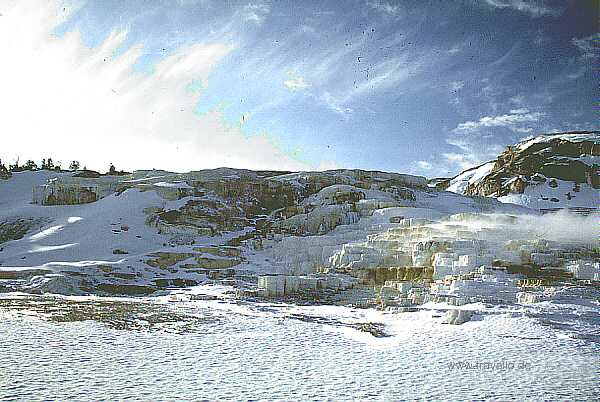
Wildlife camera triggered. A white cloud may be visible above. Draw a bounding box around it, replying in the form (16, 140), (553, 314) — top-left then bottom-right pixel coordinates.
(452, 108), (543, 134)
(448, 81), (465, 106)
(300, 24), (316, 34)
(283, 76), (309, 91)
(508, 95), (525, 106)
(442, 153), (483, 171)
(441, 108), (543, 173)
(241, 3), (271, 24)
(482, 0), (561, 17)
(322, 92), (353, 115)
(417, 160), (432, 170)
(448, 45), (462, 54)
(450, 81), (464, 91)
(366, 0), (401, 16)
(314, 51), (426, 114)
(177, 0), (212, 6)
(0, 0), (310, 172)
(560, 33), (599, 81)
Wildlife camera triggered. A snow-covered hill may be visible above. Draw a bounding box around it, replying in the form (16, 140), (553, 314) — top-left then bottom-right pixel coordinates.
(445, 131), (600, 210)
(0, 165), (597, 302)
(0, 168), (536, 295)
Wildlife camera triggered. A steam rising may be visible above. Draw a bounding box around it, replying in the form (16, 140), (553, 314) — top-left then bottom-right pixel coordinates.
(447, 210), (599, 246)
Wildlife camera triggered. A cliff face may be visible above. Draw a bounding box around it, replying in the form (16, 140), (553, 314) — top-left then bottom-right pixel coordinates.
(446, 131), (600, 210)
(144, 169), (427, 240)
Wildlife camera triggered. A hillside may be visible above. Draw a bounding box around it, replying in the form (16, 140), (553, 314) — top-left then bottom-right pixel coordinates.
(445, 131), (600, 210)
(0, 164), (597, 318)
(0, 167), (534, 295)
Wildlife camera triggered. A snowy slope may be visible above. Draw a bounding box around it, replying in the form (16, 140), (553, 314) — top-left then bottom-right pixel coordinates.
(0, 167), (560, 297)
(498, 179), (599, 210)
(446, 162), (495, 194)
(445, 131), (600, 210)
(517, 132), (600, 151)
(0, 171), (206, 268)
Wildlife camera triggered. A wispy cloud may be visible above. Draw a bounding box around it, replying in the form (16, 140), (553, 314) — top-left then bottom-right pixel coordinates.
(449, 81), (465, 106)
(311, 48), (428, 115)
(508, 94), (525, 106)
(448, 44), (463, 54)
(440, 108), (543, 172)
(452, 108), (543, 135)
(241, 3), (271, 24)
(416, 160), (433, 170)
(322, 92), (353, 115)
(450, 81), (465, 91)
(366, 0), (401, 16)
(481, 0), (562, 17)
(441, 152), (484, 171)
(558, 33), (600, 81)
(177, 0), (212, 6)
(283, 76), (309, 91)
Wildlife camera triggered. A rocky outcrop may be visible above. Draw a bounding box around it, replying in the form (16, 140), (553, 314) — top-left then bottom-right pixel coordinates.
(44, 183), (98, 205)
(73, 169), (102, 178)
(0, 217), (46, 244)
(32, 176), (122, 205)
(445, 131), (600, 210)
(145, 252), (194, 269)
(141, 169), (424, 240)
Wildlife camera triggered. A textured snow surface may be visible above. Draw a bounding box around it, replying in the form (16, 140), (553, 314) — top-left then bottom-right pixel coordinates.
(0, 170), (598, 400)
(498, 179), (599, 210)
(446, 162), (495, 194)
(0, 293), (598, 401)
(517, 132), (600, 151)
(0, 171), (190, 271)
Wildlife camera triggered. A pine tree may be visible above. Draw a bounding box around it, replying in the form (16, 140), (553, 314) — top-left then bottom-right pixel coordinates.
(23, 160), (37, 170)
(69, 161), (80, 171)
(8, 158), (20, 172)
(0, 158), (10, 179)
(41, 158), (55, 170)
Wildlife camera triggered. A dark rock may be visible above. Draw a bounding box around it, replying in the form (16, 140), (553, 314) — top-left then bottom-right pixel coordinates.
(96, 283), (157, 296)
(0, 218), (40, 244)
(73, 169), (101, 178)
(152, 278), (199, 288)
(454, 131), (600, 199)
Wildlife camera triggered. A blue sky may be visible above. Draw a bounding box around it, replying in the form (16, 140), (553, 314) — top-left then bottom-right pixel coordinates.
(3, 0), (598, 176)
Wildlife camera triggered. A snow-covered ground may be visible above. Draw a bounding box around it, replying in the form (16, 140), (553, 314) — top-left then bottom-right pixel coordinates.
(0, 170), (530, 281)
(498, 178), (599, 210)
(0, 288), (598, 401)
(0, 171), (185, 268)
(0, 168), (599, 400)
